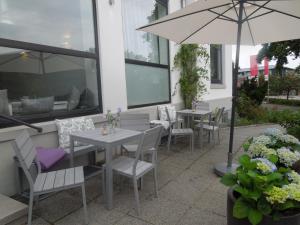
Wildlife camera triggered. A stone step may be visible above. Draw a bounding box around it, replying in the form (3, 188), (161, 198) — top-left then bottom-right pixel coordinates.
(0, 194), (27, 225)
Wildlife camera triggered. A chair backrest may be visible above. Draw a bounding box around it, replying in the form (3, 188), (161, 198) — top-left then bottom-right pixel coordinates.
(11, 130), (40, 188)
(164, 107), (172, 127)
(158, 105), (176, 121)
(193, 101), (209, 111)
(214, 107), (225, 126)
(133, 126), (163, 175)
(119, 113), (150, 131)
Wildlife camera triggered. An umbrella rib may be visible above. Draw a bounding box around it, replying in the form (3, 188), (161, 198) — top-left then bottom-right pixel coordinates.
(243, 8), (256, 46)
(231, 0), (238, 18)
(137, 3), (232, 30)
(242, 0), (271, 22)
(246, 1), (300, 21)
(247, 10), (273, 22)
(179, 2), (239, 44)
(208, 9), (237, 22)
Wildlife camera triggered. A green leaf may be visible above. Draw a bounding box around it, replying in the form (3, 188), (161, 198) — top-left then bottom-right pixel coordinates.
(237, 173), (251, 188)
(248, 209), (263, 225)
(266, 172), (283, 182)
(221, 173), (237, 186)
(278, 200), (295, 211)
(257, 198), (272, 215)
(243, 141), (251, 151)
(239, 155), (251, 167)
(268, 154), (278, 164)
(233, 198), (250, 219)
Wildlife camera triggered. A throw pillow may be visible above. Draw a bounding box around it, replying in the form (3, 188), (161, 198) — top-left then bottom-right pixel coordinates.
(56, 117), (95, 148)
(36, 147), (66, 171)
(22, 96), (54, 114)
(68, 86), (81, 111)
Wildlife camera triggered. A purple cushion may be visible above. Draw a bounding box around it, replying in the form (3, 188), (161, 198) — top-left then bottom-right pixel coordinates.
(36, 147), (66, 171)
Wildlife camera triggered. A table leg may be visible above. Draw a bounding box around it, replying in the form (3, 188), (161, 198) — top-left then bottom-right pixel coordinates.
(70, 136), (74, 167)
(200, 116), (204, 149)
(105, 145), (113, 210)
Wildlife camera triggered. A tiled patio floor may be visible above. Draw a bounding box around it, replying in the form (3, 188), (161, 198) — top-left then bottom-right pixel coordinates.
(11, 124), (280, 225)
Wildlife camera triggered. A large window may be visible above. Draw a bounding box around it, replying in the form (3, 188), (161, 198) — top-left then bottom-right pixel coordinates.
(210, 45), (223, 84)
(122, 0), (170, 108)
(0, 0), (101, 127)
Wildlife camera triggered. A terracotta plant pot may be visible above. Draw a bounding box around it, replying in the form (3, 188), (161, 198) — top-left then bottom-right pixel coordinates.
(227, 188), (300, 225)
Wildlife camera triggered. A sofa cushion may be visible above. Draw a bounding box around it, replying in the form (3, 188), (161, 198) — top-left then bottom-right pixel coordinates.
(68, 86), (81, 111)
(0, 89), (10, 115)
(56, 117), (95, 148)
(36, 147), (66, 171)
(21, 96), (54, 114)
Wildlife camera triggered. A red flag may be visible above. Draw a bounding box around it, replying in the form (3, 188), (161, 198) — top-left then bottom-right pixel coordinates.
(264, 57), (269, 75)
(250, 55), (258, 77)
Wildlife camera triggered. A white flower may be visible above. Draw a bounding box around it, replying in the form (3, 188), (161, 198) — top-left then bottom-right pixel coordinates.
(248, 143), (277, 158)
(252, 135), (272, 146)
(288, 171), (300, 184)
(277, 147), (300, 167)
(253, 158), (277, 174)
(278, 134), (300, 145)
(264, 128), (284, 137)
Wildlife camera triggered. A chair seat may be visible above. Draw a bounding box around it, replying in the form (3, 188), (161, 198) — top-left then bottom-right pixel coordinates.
(110, 156), (154, 178)
(34, 166), (84, 193)
(122, 144), (138, 152)
(172, 128), (193, 135)
(195, 123), (219, 131)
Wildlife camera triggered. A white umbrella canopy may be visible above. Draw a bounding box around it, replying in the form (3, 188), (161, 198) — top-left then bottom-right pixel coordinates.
(139, 0), (300, 45)
(138, 0), (300, 175)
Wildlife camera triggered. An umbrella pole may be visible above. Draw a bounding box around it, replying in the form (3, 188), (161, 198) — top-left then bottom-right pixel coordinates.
(214, 1), (244, 176)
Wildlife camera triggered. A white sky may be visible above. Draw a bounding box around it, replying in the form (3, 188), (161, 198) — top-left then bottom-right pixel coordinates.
(232, 45), (300, 70)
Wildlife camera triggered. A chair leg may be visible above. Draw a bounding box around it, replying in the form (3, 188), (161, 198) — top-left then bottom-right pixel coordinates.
(212, 130), (215, 145)
(191, 134), (194, 152)
(208, 131), (210, 143)
(153, 168), (159, 198)
(133, 178), (141, 216)
(102, 167), (106, 201)
(218, 129), (220, 144)
(81, 184), (89, 225)
(27, 192), (34, 225)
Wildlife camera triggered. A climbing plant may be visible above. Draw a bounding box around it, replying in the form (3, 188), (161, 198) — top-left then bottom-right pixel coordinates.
(173, 44), (209, 108)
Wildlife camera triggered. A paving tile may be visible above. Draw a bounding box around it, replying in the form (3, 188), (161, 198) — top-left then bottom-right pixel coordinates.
(176, 207), (226, 225)
(114, 215), (152, 225)
(55, 200), (124, 225)
(193, 190), (227, 217)
(128, 195), (190, 225)
(34, 191), (83, 223)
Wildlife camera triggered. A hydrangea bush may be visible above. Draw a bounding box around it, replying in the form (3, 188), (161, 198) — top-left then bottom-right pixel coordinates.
(222, 128), (300, 225)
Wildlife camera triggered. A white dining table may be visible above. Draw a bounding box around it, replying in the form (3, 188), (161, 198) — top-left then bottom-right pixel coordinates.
(176, 109), (212, 148)
(69, 128), (142, 210)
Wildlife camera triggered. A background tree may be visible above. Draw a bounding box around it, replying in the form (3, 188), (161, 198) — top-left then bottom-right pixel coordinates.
(277, 72), (300, 100)
(173, 44), (209, 108)
(257, 40), (300, 75)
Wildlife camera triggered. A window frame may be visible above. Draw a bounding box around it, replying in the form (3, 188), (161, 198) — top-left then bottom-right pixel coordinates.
(123, 0), (171, 109)
(210, 44), (224, 85)
(0, 0), (102, 128)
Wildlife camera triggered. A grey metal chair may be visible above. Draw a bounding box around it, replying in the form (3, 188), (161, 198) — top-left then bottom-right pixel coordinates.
(166, 107), (194, 152)
(195, 107), (225, 144)
(102, 126), (163, 215)
(12, 131), (88, 225)
(120, 113), (150, 154)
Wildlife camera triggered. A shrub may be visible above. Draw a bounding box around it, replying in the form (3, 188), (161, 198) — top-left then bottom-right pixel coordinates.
(239, 75), (268, 105)
(268, 98), (300, 107)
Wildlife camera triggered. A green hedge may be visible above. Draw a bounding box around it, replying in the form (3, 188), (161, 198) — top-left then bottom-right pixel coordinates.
(268, 98), (300, 107)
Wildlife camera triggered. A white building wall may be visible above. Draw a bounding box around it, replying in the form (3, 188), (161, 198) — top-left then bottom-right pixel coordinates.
(97, 0), (128, 113)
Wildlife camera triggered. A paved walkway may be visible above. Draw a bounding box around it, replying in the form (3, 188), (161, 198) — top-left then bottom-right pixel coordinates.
(10, 124), (280, 225)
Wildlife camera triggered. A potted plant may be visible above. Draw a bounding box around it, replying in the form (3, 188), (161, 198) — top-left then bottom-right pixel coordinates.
(222, 128), (300, 225)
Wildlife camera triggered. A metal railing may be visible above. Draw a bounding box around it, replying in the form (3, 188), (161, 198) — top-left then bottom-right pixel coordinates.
(0, 114), (43, 133)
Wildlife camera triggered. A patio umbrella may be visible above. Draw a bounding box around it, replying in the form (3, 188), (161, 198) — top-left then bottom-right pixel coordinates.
(138, 0), (300, 176)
